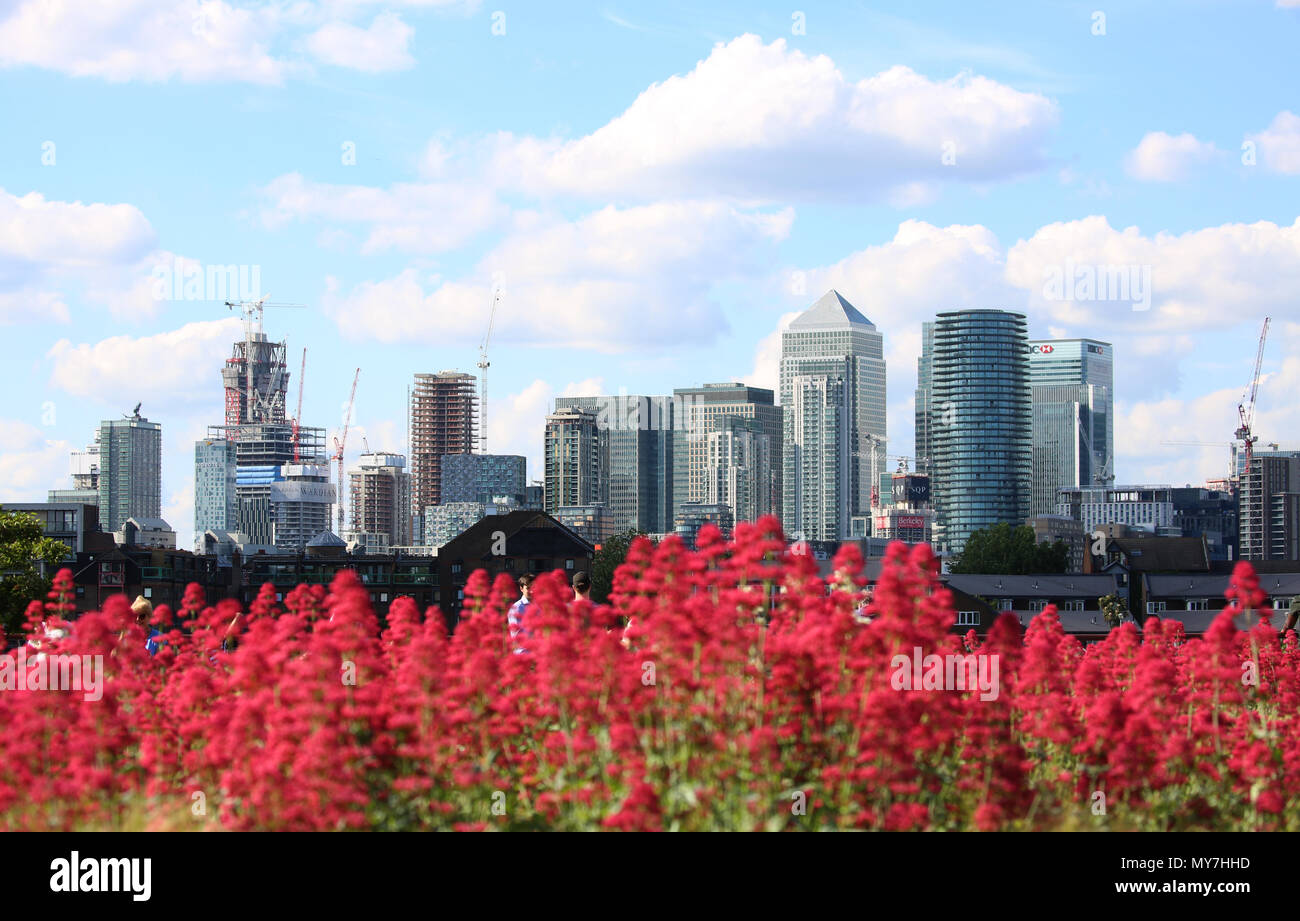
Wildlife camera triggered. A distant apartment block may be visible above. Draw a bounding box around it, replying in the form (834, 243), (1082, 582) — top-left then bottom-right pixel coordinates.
(441, 453), (527, 505)
(1057, 485), (1175, 535)
(1239, 452), (1300, 561)
(97, 411), (163, 533)
(348, 453), (412, 553)
(410, 371), (477, 519)
(544, 408), (602, 514)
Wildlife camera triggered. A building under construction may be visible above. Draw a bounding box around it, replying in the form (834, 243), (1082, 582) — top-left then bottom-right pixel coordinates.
(409, 371), (477, 541)
(222, 331), (290, 426)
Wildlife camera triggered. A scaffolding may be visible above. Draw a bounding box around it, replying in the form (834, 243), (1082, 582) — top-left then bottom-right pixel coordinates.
(222, 334), (290, 426)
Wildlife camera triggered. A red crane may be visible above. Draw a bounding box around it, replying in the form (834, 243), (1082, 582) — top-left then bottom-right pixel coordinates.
(1235, 317), (1270, 476)
(332, 368), (360, 535)
(292, 347), (306, 463)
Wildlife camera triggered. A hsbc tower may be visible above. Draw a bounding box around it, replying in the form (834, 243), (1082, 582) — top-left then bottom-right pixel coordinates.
(1028, 339), (1115, 518)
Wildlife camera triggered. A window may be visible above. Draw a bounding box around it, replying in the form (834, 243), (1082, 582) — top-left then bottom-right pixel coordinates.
(566, 559), (574, 570)
(955, 611), (979, 627)
(380, 593), (388, 603)
(999, 598), (1013, 611)
(1063, 600), (1084, 612)
(1146, 601), (1167, 614)
(1274, 597), (1291, 611)
(1186, 599), (1207, 611)
(1028, 600), (1048, 613)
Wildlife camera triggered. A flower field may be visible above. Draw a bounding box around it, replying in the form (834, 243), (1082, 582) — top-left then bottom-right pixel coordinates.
(1, 517), (1297, 831)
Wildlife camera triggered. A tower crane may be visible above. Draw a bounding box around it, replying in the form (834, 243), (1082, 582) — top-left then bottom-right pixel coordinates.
(332, 368), (360, 535)
(223, 294), (305, 424)
(477, 287), (502, 454)
(292, 347), (307, 463)
(1235, 317), (1270, 476)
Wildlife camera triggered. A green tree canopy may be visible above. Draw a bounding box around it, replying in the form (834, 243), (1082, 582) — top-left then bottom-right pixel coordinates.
(0, 507), (72, 639)
(590, 528), (647, 605)
(950, 522), (1069, 575)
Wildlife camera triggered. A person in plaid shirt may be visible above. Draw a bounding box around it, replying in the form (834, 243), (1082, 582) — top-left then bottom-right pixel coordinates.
(507, 573), (536, 654)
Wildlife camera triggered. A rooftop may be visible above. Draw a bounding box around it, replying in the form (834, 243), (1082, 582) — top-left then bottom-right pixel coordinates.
(787, 290), (875, 331)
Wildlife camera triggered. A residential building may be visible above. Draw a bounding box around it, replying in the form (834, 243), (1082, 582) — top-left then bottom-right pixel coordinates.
(2, 502), (108, 560)
(926, 310), (1032, 555)
(780, 290), (887, 540)
(440, 453), (527, 505)
(269, 464), (336, 551)
(348, 453), (412, 553)
(544, 408), (602, 514)
(409, 371), (477, 534)
(116, 517), (177, 550)
(674, 502), (734, 548)
(97, 410), (163, 532)
(1057, 485), (1175, 535)
(1171, 486), (1238, 561)
(555, 504), (615, 543)
(424, 502), (488, 549)
(1027, 514), (1087, 572)
(1239, 452), (1300, 561)
(194, 437), (238, 550)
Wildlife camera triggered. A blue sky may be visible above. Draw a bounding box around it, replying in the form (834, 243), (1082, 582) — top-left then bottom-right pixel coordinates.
(2, 0), (1299, 549)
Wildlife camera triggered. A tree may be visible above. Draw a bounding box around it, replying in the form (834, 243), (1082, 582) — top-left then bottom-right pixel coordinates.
(590, 528), (647, 605)
(950, 522), (1069, 575)
(1099, 593), (1127, 627)
(0, 507), (72, 640)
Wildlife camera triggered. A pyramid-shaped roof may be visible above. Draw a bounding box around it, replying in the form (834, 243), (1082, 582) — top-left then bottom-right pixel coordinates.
(306, 529), (347, 548)
(788, 290), (875, 330)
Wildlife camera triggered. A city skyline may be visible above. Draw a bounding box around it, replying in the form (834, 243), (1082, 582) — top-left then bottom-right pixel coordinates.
(4, 3), (1300, 554)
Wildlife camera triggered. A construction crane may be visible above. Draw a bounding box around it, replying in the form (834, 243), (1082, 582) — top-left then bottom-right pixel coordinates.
(331, 368), (360, 536)
(224, 294), (305, 424)
(476, 287), (502, 454)
(292, 348), (307, 463)
(1235, 317), (1271, 475)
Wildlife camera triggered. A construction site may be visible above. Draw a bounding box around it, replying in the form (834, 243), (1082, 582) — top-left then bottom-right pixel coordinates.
(408, 371), (479, 539)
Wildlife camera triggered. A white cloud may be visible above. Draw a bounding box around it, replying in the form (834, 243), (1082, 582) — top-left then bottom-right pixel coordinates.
(0, 0), (290, 83)
(489, 34), (1058, 202)
(0, 420), (69, 503)
(306, 12), (414, 72)
(747, 311), (800, 391)
(1125, 131), (1220, 181)
(327, 200), (793, 350)
(1246, 110), (1300, 175)
(47, 318), (244, 408)
(260, 172), (506, 253)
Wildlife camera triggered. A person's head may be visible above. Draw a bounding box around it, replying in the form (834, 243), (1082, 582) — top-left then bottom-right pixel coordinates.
(572, 570), (591, 599)
(131, 595), (153, 625)
(517, 572), (535, 600)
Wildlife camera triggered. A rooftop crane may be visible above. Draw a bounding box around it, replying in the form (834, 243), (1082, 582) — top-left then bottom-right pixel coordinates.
(224, 294), (305, 424)
(477, 287), (502, 454)
(332, 368), (360, 536)
(1235, 317), (1271, 476)
(292, 347), (307, 463)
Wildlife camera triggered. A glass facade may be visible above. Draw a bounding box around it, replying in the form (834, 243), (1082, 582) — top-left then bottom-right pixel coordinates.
(98, 415), (163, 532)
(927, 309), (1032, 554)
(1029, 339), (1113, 518)
(194, 438), (237, 550)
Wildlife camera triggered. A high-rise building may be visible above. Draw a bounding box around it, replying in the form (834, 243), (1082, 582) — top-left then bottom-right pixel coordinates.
(222, 319), (289, 426)
(209, 422), (328, 548)
(440, 453), (527, 505)
(544, 408), (602, 515)
(1239, 452), (1300, 560)
(97, 410), (163, 532)
(424, 501), (488, 549)
(672, 383), (781, 529)
(779, 290), (886, 541)
(555, 394), (677, 534)
(555, 504), (615, 544)
(270, 464), (336, 551)
(927, 309), (1032, 554)
(1029, 339), (1114, 517)
(348, 453), (412, 553)
(1171, 486), (1237, 561)
(49, 436), (99, 506)
(914, 320), (936, 477)
(674, 502), (734, 548)
(194, 437), (237, 551)
(409, 371), (477, 535)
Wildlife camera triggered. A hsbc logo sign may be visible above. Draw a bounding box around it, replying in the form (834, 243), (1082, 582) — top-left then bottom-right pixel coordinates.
(1030, 344), (1055, 354)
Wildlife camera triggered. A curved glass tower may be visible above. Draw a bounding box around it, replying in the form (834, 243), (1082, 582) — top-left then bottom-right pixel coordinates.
(928, 309), (1032, 554)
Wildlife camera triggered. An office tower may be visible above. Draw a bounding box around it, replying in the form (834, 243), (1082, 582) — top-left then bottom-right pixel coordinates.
(210, 422), (328, 547)
(440, 454), (527, 505)
(928, 309), (1032, 554)
(544, 408), (601, 514)
(222, 314), (289, 426)
(779, 290), (886, 540)
(348, 453), (412, 553)
(914, 320), (936, 477)
(554, 394), (676, 533)
(1239, 452), (1300, 560)
(194, 437), (238, 549)
(672, 382), (782, 528)
(97, 410), (163, 532)
(409, 371), (478, 527)
(270, 463), (336, 550)
(1029, 340), (1114, 517)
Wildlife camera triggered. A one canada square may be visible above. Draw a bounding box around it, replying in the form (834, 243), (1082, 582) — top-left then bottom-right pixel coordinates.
(779, 290), (887, 541)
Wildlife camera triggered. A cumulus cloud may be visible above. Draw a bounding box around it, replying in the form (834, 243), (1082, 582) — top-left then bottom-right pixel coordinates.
(488, 34), (1058, 203)
(1246, 110), (1300, 175)
(47, 318), (244, 407)
(326, 200), (793, 350)
(1125, 131), (1220, 181)
(306, 12), (414, 72)
(259, 173), (507, 253)
(0, 420), (70, 503)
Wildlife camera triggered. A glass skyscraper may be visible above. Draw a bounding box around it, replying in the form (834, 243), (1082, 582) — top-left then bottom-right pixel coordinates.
(98, 412), (163, 532)
(1028, 339), (1114, 518)
(925, 309), (1032, 554)
(779, 290), (887, 541)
